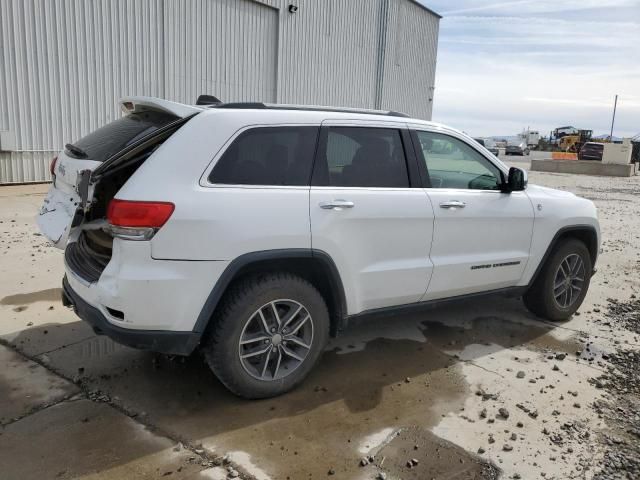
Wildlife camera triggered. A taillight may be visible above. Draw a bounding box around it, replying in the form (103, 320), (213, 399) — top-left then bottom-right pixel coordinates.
(107, 199), (175, 228)
(49, 156), (58, 176)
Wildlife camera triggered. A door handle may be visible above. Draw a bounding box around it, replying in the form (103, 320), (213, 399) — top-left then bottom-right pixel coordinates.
(439, 200), (466, 209)
(319, 199), (355, 210)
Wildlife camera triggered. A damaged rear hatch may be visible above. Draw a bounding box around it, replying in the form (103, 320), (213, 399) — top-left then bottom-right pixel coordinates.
(37, 97), (201, 248)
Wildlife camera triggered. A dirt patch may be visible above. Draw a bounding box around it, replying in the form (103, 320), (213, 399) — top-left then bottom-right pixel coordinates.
(369, 426), (500, 479)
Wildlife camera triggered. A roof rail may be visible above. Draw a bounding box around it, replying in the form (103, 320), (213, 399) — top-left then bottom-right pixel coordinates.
(211, 102), (410, 118)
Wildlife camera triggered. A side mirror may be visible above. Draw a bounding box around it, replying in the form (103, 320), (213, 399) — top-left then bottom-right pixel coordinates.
(502, 167), (527, 192)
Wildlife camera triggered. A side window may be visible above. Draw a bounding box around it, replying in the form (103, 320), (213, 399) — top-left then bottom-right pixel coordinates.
(313, 127), (409, 188)
(209, 126), (319, 186)
(415, 131), (503, 190)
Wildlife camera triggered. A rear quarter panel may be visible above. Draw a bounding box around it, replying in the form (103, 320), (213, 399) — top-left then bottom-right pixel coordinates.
(115, 110), (314, 261)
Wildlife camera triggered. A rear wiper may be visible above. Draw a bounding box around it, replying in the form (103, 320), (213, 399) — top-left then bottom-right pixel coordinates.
(65, 143), (88, 159)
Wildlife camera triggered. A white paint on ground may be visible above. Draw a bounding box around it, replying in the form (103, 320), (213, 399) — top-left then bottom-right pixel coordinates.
(199, 467), (229, 480)
(357, 427), (398, 455)
(227, 451), (273, 480)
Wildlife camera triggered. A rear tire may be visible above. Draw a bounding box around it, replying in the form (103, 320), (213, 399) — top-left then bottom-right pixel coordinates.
(202, 272), (330, 399)
(523, 239), (592, 321)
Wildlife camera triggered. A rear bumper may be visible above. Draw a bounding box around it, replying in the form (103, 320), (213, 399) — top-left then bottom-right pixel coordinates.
(62, 276), (201, 356)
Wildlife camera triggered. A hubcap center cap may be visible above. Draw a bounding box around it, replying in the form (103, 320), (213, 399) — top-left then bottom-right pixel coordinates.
(271, 333), (283, 346)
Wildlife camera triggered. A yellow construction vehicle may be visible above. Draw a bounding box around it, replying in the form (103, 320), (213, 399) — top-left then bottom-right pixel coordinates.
(556, 129), (593, 152)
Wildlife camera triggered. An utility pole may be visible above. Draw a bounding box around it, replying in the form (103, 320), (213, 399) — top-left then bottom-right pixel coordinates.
(610, 94), (618, 141)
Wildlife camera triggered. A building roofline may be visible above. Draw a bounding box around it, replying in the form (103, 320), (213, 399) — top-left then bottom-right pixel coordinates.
(405, 0), (442, 19)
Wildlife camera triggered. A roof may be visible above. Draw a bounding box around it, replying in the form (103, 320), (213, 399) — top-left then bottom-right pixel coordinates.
(406, 0), (442, 19)
(119, 95), (470, 138)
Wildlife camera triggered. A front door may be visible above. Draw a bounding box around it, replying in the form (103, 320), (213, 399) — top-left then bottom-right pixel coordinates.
(411, 129), (535, 300)
(310, 124), (434, 314)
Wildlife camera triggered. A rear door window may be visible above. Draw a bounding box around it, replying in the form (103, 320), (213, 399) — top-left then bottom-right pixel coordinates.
(313, 127), (410, 188)
(68, 110), (179, 162)
(209, 126), (319, 186)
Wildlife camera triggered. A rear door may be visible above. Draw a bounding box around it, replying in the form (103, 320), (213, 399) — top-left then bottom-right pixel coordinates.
(411, 128), (535, 300)
(310, 122), (434, 314)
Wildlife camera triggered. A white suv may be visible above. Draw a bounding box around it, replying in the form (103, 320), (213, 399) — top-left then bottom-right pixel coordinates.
(38, 97), (600, 398)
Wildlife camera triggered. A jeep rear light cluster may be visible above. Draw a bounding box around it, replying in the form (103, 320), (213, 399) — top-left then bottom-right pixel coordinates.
(106, 199), (174, 240)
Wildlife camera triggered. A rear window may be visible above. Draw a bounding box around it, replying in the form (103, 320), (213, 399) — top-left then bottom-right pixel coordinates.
(209, 126), (319, 186)
(67, 110), (179, 162)
(312, 127), (410, 188)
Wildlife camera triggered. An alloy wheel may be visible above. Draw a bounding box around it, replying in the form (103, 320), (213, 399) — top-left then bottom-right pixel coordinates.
(553, 254), (585, 308)
(238, 299), (314, 381)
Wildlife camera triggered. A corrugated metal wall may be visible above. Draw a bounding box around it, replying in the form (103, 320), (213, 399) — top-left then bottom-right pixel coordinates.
(0, 0), (165, 183)
(163, 0), (279, 104)
(380, 0), (439, 117)
(0, 0), (439, 184)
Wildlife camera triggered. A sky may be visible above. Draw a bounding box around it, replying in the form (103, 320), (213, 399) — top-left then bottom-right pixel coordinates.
(419, 0), (640, 138)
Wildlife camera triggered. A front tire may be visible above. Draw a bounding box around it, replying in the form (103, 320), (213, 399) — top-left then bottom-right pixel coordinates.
(523, 239), (592, 321)
(202, 272), (330, 399)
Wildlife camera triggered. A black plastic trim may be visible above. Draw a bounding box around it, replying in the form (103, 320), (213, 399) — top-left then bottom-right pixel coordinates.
(409, 129), (431, 188)
(347, 286), (527, 322)
(401, 129), (423, 188)
(65, 235), (110, 284)
(192, 249), (348, 334)
(62, 276), (200, 356)
(527, 225), (599, 286)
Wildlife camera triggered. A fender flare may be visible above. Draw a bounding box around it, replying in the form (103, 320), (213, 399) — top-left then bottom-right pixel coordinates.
(528, 224), (599, 287)
(192, 248), (348, 334)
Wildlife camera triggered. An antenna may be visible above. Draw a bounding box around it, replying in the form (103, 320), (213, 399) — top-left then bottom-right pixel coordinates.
(196, 95), (222, 106)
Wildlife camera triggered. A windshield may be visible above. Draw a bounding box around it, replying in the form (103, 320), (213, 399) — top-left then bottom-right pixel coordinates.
(67, 110), (179, 162)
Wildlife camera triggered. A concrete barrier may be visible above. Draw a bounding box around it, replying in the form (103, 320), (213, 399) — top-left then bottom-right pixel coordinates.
(531, 159), (638, 177)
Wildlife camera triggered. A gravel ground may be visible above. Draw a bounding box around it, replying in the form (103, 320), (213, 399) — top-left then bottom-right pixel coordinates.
(590, 297), (640, 480)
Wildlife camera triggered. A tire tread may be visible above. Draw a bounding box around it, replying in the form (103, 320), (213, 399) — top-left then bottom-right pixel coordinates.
(202, 272), (328, 398)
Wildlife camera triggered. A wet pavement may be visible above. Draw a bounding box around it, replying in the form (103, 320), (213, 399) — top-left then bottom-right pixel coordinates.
(1, 171), (639, 479)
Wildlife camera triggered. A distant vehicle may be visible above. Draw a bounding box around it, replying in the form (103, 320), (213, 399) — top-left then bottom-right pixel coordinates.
(473, 138), (500, 156)
(559, 130), (593, 153)
(553, 126), (580, 139)
(505, 143), (530, 156)
(518, 129), (540, 148)
(579, 142), (604, 161)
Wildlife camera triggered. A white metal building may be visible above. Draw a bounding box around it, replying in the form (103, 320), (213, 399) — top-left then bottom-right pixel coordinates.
(0, 0), (440, 184)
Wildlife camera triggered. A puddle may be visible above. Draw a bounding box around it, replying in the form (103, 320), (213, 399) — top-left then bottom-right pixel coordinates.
(7, 298), (568, 479)
(1, 288), (62, 305)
